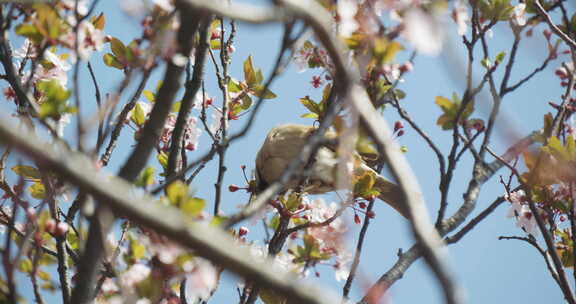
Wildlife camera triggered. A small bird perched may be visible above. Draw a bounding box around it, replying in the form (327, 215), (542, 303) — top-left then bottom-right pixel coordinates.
(255, 124), (409, 219)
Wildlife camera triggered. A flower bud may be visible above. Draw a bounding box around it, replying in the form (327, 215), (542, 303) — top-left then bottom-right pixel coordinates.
(239, 226), (249, 236)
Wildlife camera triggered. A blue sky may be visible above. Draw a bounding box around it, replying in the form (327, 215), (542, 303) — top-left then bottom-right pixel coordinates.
(6, 1), (575, 303)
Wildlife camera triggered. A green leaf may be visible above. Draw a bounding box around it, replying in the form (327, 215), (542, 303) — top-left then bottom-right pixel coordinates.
(255, 69), (264, 85)
(18, 259), (33, 273)
(91, 12), (105, 30)
(103, 53), (124, 69)
(36, 80), (73, 119)
(172, 101), (181, 112)
(29, 181), (45, 199)
(131, 102), (146, 126)
(252, 85), (277, 99)
(373, 38), (403, 64)
(166, 181), (188, 206)
(301, 113), (318, 119)
(210, 215), (227, 227)
(299, 96), (321, 115)
(143, 90), (155, 102)
(435, 94), (474, 130)
(181, 197), (205, 217)
(128, 235), (146, 261)
(244, 55), (258, 87)
(37, 270), (52, 281)
(394, 89), (406, 100)
(269, 215), (280, 230)
(260, 289), (287, 304)
(157, 151), (168, 169)
(354, 172), (377, 198)
(15, 24), (43, 43)
(284, 193), (301, 212)
(11, 165), (41, 180)
(110, 38), (127, 61)
(135, 167), (155, 188)
(210, 39), (221, 50)
(227, 79), (243, 93)
(241, 95), (252, 110)
(495, 51), (506, 64)
(481, 57), (492, 69)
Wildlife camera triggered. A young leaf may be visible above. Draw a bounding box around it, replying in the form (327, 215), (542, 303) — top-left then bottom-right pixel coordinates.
(131, 102), (146, 126)
(11, 165), (42, 180)
(29, 181), (46, 199)
(244, 56), (257, 87)
(181, 197), (206, 217)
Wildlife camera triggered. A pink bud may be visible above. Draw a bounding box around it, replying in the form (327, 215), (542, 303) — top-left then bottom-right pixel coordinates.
(55, 222), (69, 236)
(239, 226), (249, 236)
(543, 29), (551, 40)
(26, 207), (36, 221)
(228, 184), (240, 192)
(394, 121), (404, 132)
(45, 219), (56, 234)
(399, 62), (413, 73)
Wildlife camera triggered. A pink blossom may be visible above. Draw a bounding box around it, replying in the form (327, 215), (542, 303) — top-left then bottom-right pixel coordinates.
(27, 50), (71, 87)
(100, 278), (119, 294)
(512, 3), (527, 27)
(209, 109), (228, 134)
(402, 9), (444, 56)
(506, 190), (539, 235)
(153, 0), (175, 12)
(153, 242), (184, 264)
(61, 0), (89, 15)
(160, 113), (202, 151)
(62, 20), (105, 61)
(184, 259), (218, 302)
(337, 0), (359, 37)
(305, 198), (347, 252)
(452, 0), (469, 36)
(293, 47), (313, 73)
(382, 63), (402, 82)
(13, 39), (38, 60)
(120, 263), (151, 288)
(311, 75), (323, 88)
(3, 87), (15, 101)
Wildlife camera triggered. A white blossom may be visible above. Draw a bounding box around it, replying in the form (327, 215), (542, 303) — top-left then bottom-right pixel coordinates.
(337, 0), (359, 37)
(402, 8), (444, 56)
(185, 258), (218, 302)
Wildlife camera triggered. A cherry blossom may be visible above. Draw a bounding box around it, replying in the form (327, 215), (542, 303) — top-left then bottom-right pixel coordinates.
(337, 0), (359, 38)
(402, 8), (445, 56)
(13, 39), (38, 60)
(61, 0), (90, 15)
(512, 3), (527, 27)
(62, 19), (105, 61)
(452, 0), (469, 36)
(209, 109), (228, 134)
(28, 50), (71, 87)
(184, 258), (218, 302)
(160, 113), (202, 151)
(120, 263), (151, 288)
(506, 190), (539, 235)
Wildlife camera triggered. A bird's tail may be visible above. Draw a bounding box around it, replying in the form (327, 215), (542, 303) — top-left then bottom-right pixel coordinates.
(374, 174), (410, 219)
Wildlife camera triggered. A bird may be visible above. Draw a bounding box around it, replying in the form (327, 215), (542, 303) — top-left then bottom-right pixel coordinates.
(255, 123), (409, 219)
